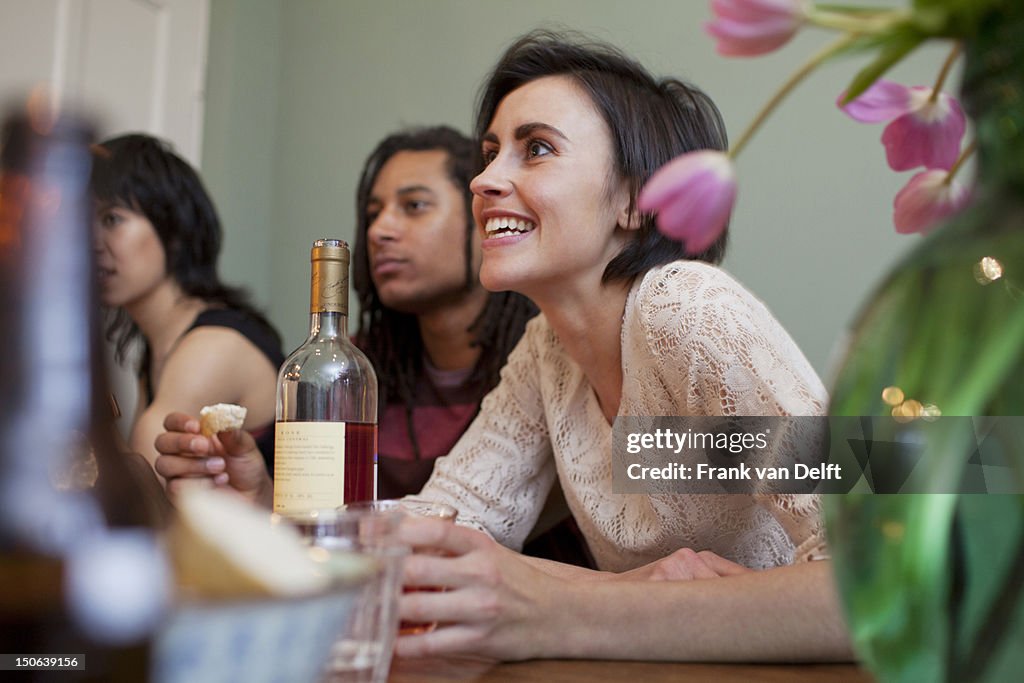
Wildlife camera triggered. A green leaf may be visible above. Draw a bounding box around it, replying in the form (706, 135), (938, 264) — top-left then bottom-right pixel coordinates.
(841, 30), (926, 103)
(912, 0), (1006, 36)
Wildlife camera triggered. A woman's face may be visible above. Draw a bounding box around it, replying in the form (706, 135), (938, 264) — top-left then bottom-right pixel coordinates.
(93, 203), (169, 309)
(365, 149), (482, 314)
(471, 75), (631, 302)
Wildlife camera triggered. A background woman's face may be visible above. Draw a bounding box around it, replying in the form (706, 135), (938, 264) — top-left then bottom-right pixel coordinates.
(93, 204), (169, 309)
(365, 149), (482, 313)
(470, 75), (631, 302)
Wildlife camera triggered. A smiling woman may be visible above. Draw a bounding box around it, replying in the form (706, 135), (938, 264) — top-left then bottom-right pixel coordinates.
(393, 30), (850, 662)
(474, 77), (631, 303)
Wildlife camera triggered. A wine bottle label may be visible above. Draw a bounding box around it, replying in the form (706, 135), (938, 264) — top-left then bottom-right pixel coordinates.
(272, 421), (346, 513)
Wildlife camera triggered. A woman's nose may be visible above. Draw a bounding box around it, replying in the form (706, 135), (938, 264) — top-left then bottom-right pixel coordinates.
(470, 159), (513, 199)
(91, 222), (105, 252)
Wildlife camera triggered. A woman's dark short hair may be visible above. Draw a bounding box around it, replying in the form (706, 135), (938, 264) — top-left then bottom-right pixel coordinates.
(475, 30), (730, 279)
(91, 133), (277, 360)
(91, 134), (223, 295)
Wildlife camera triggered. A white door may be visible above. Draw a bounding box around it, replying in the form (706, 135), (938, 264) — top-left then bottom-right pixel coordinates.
(0, 0), (209, 165)
(0, 0), (210, 433)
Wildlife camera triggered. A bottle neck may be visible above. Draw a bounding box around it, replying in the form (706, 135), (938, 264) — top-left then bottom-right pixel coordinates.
(309, 310), (348, 340)
(961, 2), (1024, 190)
(308, 247), (349, 340)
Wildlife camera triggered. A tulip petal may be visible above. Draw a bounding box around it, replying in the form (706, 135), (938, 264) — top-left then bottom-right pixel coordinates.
(882, 94), (966, 171)
(705, 17), (799, 56)
(838, 79), (912, 123)
(658, 176), (737, 253)
(639, 151), (714, 211)
(712, 0), (802, 22)
(640, 151), (737, 254)
(893, 170), (971, 234)
(705, 0), (803, 57)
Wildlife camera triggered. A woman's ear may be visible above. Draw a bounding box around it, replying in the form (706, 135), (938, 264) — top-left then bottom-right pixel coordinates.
(616, 186), (643, 232)
(618, 204), (643, 231)
(610, 176), (643, 232)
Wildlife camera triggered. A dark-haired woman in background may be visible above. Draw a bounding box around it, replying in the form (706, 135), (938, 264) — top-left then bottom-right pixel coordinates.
(91, 134), (282, 476)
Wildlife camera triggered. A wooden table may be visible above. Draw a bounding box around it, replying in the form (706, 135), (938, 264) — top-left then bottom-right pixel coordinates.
(389, 656), (874, 682)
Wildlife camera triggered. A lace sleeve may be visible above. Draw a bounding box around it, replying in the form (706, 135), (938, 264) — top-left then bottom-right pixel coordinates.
(417, 318), (556, 551)
(632, 262), (830, 562)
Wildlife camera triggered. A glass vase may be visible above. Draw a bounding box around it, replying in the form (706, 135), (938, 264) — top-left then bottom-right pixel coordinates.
(825, 4), (1024, 682)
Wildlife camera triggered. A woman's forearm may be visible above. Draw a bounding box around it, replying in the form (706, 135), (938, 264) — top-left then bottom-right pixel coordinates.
(551, 560), (853, 662)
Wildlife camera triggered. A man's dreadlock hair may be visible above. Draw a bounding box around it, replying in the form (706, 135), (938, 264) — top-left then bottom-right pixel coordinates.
(352, 126), (537, 458)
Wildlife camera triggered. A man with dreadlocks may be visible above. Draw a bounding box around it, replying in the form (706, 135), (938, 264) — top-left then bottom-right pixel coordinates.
(351, 126), (537, 500)
(155, 126), (593, 567)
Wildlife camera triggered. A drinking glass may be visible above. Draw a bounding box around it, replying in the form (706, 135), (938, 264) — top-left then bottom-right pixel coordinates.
(274, 507), (407, 683)
(345, 499), (458, 635)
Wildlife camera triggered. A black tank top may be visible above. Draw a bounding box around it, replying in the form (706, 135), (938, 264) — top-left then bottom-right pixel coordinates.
(143, 308), (284, 475)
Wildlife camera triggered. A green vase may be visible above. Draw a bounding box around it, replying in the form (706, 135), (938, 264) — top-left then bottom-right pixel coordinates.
(825, 4), (1024, 683)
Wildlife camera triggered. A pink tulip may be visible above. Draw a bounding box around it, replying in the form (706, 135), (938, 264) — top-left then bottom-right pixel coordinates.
(839, 79), (966, 171)
(705, 0), (807, 57)
(639, 150), (737, 254)
(892, 169), (971, 234)
(837, 79), (911, 123)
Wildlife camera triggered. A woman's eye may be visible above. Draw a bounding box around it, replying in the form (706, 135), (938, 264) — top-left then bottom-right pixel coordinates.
(527, 140), (553, 158)
(365, 211), (379, 225)
(404, 200), (429, 214)
(99, 212), (121, 228)
(481, 149), (498, 165)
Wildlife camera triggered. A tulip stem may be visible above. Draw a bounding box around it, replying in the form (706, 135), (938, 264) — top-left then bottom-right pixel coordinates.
(808, 8), (911, 34)
(729, 33), (860, 160)
(928, 41), (963, 104)
(944, 138), (976, 184)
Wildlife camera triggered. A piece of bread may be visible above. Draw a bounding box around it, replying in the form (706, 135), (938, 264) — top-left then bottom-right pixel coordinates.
(198, 403), (247, 437)
(169, 487), (329, 599)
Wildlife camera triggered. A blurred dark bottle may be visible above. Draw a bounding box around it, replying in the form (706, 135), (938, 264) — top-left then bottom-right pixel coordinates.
(0, 98), (170, 681)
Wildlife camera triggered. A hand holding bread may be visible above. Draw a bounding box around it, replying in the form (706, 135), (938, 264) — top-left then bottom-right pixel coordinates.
(154, 407), (274, 507)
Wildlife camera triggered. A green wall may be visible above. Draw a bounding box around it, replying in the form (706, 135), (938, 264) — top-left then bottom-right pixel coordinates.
(202, 0), (959, 381)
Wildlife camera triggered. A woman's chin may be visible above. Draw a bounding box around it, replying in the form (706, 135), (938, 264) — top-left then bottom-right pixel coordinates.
(479, 266), (519, 295)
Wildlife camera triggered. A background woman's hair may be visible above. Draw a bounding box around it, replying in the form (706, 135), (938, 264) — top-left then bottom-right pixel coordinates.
(475, 29), (730, 279)
(351, 126), (537, 458)
(91, 133), (280, 365)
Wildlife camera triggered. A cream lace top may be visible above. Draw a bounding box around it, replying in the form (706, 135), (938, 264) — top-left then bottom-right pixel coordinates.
(420, 261), (828, 572)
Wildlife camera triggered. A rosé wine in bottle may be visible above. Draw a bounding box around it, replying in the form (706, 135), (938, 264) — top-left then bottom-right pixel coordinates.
(274, 239), (378, 512)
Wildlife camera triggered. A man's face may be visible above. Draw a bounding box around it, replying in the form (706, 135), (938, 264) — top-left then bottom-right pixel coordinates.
(365, 150), (482, 313)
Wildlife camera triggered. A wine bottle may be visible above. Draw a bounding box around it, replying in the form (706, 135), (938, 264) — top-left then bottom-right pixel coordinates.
(0, 101), (169, 682)
(274, 239), (378, 512)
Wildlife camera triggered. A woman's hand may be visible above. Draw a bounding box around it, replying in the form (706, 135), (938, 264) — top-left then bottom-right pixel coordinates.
(394, 520), (850, 661)
(395, 516), (571, 661)
(153, 411), (273, 506)
(614, 547), (755, 581)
